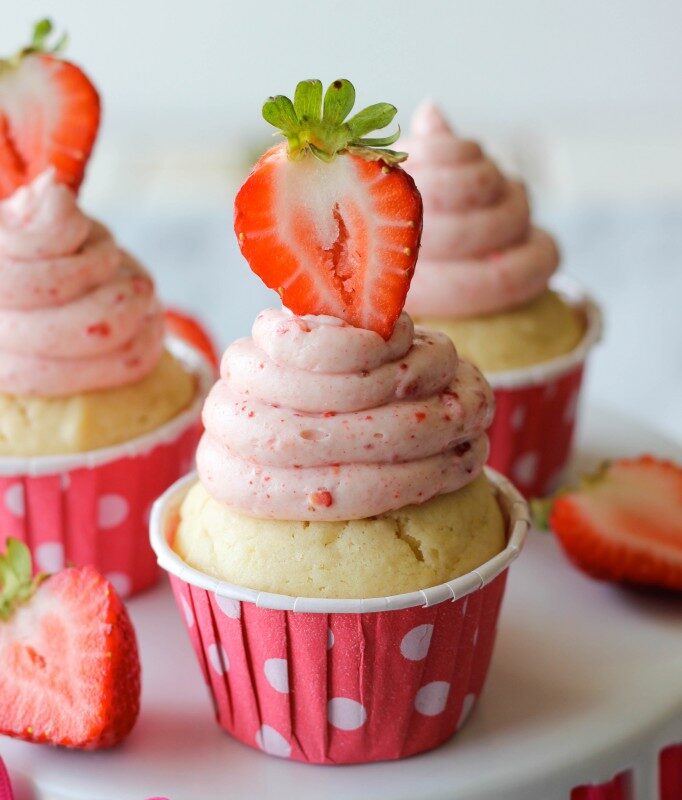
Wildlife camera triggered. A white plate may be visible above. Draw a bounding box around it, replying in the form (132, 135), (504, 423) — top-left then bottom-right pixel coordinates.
(2, 404), (681, 800)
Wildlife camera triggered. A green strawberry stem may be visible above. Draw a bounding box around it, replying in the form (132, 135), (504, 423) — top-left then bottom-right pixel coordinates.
(263, 78), (408, 166)
(0, 538), (46, 621)
(0, 18), (68, 74)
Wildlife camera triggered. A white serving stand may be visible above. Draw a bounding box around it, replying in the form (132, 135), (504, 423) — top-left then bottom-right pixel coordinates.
(2, 405), (681, 800)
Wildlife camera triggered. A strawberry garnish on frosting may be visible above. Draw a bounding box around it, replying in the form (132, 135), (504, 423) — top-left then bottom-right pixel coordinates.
(234, 79), (423, 340)
(0, 19), (100, 200)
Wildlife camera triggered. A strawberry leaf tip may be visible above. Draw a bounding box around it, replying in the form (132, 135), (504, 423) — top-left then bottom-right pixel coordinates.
(263, 78), (408, 166)
(30, 18), (68, 55)
(0, 538), (45, 621)
(0, 19), (68, 73)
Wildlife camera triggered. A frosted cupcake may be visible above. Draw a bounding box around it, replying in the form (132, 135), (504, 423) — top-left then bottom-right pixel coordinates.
(0, 22), (211, 595)
(153, 78), (529, 764)
(178, 309), (505, 598)
(403, 102), (601, 495)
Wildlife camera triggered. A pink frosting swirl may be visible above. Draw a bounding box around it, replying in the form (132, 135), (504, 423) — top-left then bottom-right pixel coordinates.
(197, 308), (494, 521)
(0, 170), (164, 396)
(402, 102), (559, 318)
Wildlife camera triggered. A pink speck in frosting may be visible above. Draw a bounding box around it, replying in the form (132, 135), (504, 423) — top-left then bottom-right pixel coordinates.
(86, 321), (111, 337)
(309, 490), (333, 507)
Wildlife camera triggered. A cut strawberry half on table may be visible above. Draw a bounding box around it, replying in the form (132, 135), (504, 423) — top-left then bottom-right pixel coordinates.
(165, 307), (220, 370)
(541, 456), (682, 592)
(0, 539), (140, 749)
(234, 78), (422, 340)
(0, 19), (100, 199)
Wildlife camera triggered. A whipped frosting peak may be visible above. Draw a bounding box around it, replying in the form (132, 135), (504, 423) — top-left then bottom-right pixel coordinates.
(403, 102), (559, 318)
(0, 171), (164, 396)
(0, 169), (91, 260)
(410, 100), (453, 137)
(197, 308), (494, 521)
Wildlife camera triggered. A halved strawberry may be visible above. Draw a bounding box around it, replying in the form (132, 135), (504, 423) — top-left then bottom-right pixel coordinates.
(0, 19), (100, 199)
(0, 539), (140, 749)
(165, 307), (220, 370)
(543, 456), (682, 591)
(234, 79), (422, 340)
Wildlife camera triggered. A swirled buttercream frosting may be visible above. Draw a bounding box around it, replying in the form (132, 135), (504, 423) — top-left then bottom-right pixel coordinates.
(0, 170), (164, 396)
(403, 101), (559, 319)
(196, 308), (494, 521)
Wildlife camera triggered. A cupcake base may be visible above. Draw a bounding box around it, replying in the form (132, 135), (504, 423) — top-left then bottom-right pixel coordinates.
(151, 468), (529, 764)
(0, 338), (214, 597)
(486, 277), (602, 497)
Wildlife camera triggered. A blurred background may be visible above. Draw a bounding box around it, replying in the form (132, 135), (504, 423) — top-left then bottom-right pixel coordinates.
(2, 0), (681, 437)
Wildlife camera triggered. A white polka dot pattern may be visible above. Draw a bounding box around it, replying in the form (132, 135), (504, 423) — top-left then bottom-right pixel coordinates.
(328, 697), (367, 731)
(4, 483), (25, 517)
(256, 724), (291, 758)
(208, 643), (229, 676)
(512, 451), (539, 486)
(415, 681), (450, 716)
(510, 405), (526, 431)
(400, 624), (434, 661)
(35, 542), (65, 572)
(264, 658), (289, 693)
(214, 593), (241, 619)
(180, 594), (194, 627)
(97, 494), (129, 529)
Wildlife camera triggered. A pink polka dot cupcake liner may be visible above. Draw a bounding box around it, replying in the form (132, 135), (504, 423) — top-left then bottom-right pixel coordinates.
(487, 277), (603, 498)
(150, 468), (530, 764)
(0, 339), (214, 598)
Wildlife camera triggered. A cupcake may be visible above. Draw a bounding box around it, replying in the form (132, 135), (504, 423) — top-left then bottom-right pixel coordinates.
(152, 79), (530, 764)
(403, 102), (602, 496)
(0, 22), (212, 596)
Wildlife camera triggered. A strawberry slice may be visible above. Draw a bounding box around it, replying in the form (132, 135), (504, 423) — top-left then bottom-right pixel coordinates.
(0, 19), (100, 199)
(0, 540), (140, 749)
(165, 307), (220, 370)
(543, 456), (682, 591)
(234, 79), (422, 340)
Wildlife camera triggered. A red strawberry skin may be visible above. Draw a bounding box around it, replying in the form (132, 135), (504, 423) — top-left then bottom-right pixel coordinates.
(165, 308), (220, 370)
(0, 53), (100, 199)
(234, 143), (422, 340)
(550, 456), (682, 591)
(0, 566), (140, 749)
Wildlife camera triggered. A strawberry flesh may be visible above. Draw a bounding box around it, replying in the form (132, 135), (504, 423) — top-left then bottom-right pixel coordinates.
(0, 566), (140, 749)
(235, 143), (422, 340)
(0, 53), (100, 199)
(550, 456), (682, 591)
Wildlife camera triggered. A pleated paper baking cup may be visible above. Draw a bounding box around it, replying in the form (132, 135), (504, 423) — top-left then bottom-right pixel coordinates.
(150, 468), (529, 764)
(486, 276), (603, 498)
(0, 338), (214, 598)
